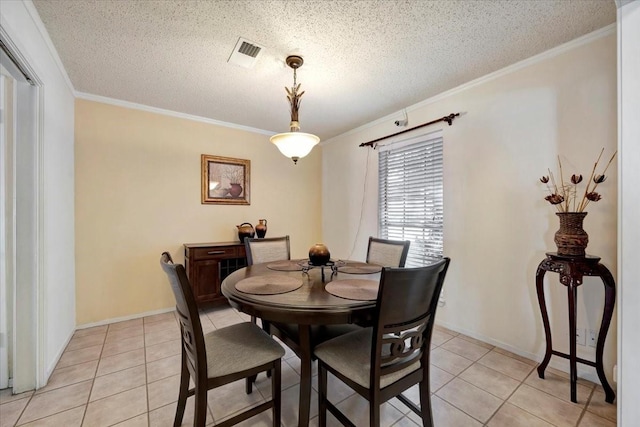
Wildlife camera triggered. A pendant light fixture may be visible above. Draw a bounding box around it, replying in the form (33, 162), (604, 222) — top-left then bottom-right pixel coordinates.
(270, 55), (320, 164)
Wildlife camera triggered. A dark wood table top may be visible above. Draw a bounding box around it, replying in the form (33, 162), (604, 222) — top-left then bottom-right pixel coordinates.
(221, 262), (379, 325)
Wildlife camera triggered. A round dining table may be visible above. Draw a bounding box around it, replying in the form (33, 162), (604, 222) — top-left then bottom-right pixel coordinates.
(221, 260), (380, 427)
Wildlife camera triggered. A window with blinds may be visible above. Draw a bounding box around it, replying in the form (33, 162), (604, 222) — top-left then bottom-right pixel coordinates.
(378, 133), (443, 267)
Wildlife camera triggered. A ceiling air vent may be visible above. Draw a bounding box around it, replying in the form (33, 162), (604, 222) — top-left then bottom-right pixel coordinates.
(228, 38), (264, 69)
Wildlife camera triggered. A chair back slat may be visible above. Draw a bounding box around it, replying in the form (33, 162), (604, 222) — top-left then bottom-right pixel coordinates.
(245, 236), (290, 265)
(160, 252), (206, 377)
(174, 305), (199, 372)
(381, 322), (426, 366)
(372, 258), (450, 384)
(366, 237), (411, 267)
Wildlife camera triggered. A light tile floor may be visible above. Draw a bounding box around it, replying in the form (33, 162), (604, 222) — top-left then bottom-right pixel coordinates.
(0, 306), (617, 427)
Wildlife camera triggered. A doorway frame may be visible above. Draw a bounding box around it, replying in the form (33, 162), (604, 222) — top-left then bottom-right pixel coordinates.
(0, 25), (46, 392)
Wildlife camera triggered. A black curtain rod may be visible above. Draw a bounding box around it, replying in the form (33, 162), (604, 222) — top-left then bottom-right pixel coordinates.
(359, 112), (460, 148)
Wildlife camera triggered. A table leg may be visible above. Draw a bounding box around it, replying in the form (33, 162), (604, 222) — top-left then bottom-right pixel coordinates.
(536, 266), (552, 378)
(567, 282), (578, 403)
(298, 325), (312, 427)
(596, 264), (617, 404)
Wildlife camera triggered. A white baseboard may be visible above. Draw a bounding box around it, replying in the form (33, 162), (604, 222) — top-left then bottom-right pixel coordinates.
(76, 307), (175, 330)
(435, 320), (613, 389)
(44, 328), (74, 385)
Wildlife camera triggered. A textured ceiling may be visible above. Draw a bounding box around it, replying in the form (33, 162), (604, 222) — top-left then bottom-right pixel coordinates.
(32, 0), (615, 140)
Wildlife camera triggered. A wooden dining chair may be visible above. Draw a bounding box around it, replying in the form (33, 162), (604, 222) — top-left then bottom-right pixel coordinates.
(244, 235), (291, 326)
(160, 252), (285, 427)
(314, 258), (451, 427)
(244, 235), (291, 265)
(366, 237), (411, 267)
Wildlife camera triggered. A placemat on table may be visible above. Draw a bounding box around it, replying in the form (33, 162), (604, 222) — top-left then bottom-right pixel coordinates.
(266, 260), (305, 271)
(235, 274), (303, 295)
(337, 262), (383, 274)
(325, 279), (379, 301)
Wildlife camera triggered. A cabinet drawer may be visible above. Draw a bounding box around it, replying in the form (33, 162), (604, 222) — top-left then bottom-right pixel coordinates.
(191, 246), (238, 260)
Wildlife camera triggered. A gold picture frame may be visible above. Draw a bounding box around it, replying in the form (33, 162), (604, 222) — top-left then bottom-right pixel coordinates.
(201, 154), (250, 205)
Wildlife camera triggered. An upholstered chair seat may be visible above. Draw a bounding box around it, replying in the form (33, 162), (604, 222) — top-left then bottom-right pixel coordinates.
(203, 323), (285, 378)
(314, 328), (420, 389)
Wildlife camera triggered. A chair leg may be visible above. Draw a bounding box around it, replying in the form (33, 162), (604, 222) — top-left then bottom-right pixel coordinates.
(271, 360), (282, 427)
(369, 395), (380, 427)
(173, 351), (189, 427)
(194, 384), (208, 427)
(318, 362), (328, 427)
(419, 379), (434, 427)
(262, 320), (272, 378)
(247, 317), (268, 390)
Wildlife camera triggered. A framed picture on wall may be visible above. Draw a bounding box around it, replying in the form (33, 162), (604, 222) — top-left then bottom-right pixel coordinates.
(201, 154), (251, 205)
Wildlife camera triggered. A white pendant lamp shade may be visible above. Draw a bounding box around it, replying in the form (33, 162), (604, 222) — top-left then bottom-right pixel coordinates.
(270, 131), (320, 163)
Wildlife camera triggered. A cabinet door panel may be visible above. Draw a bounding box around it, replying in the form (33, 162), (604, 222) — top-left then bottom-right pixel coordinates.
(192, 259), (220, 303)
(184, 243), (247, 307)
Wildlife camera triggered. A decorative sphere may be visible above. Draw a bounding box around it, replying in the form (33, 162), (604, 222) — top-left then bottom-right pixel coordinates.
(309, 243), (330, 266)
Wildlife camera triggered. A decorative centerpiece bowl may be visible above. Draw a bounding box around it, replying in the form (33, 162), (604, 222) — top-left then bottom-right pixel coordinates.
(309, 243), (330, 266)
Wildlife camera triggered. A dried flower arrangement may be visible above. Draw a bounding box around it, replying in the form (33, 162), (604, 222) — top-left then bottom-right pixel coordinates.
(540, 148), (617, 212)
(222, 165), (244, 184)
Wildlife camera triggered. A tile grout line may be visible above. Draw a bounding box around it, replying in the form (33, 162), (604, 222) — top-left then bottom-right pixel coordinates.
(454, 361), (509, 425)
(15, 327), (106, 426)
(85, 321), (147, 425)
(435, 345), (592, 427)
(78, 328), (106, 427)
(8, 393), (34, 427)
(481, 363), (546, 426)
(575, 386), (596, 426)
(505, 365), (598, 427)
(143, 319), (152, 427)
(406, 339), (485, 424)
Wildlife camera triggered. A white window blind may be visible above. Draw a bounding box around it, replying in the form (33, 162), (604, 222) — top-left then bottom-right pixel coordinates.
(378, 134), (443, 267)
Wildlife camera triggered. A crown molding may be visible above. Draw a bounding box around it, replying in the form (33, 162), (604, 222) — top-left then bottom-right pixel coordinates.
(323, 23), (617, 146)
(75, 92), (276, 136)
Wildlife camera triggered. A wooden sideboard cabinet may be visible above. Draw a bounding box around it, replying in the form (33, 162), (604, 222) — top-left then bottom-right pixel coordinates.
(183, 242), (247, 306)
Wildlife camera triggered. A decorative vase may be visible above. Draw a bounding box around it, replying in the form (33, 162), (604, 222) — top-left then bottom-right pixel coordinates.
(309, 243), (330, 266)
(237, 222), (255, 242)
(229, 183), (243, 198)
(255, 219), (268, 238)
(554, 212), (588, 256)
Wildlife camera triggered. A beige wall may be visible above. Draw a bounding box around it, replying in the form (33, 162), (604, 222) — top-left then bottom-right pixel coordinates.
(322, 31), (617, 384)
(75, 100), (322, 324)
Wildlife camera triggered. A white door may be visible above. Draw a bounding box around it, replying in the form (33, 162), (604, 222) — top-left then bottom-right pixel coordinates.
(0, 40), (39, 393)
(0, 67), (12, 390)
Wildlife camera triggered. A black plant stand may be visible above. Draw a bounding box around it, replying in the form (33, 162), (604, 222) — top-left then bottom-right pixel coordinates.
(535, 252), (616, 404)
